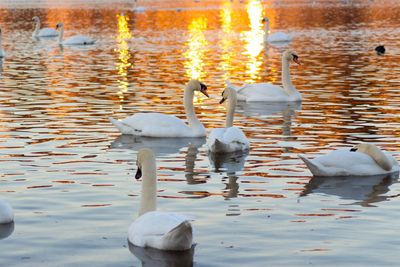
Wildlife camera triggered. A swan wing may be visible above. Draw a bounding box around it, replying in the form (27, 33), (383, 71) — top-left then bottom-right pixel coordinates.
(37, 28), (58, 37)
(207, 127), (249, 153)
(237, 83), (291, 102)
(128, 211), (193, 250)
(63, 35), (95, 45)
(300, 150), (398, 176)
(267, 32), (292, 43)
(0, 201), (14, 224)
(110, 113), (198, 137)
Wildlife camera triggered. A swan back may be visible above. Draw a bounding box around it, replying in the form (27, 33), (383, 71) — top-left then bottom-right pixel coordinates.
(353, 143), (393, 171)
(0, 200), (14, 224)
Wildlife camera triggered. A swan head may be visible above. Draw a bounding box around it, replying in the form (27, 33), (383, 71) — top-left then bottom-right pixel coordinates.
(135, 148), (155, 180)
(283, 50), (301, 65)
(55, 23), (64, 30)
(32, 16), (40, 22)
(187, 79), (209, 98)
(219, 87), (236, 104)
(261, 17), (269, 23)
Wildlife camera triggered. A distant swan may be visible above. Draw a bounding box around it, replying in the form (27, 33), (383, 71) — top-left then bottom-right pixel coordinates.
(298, 143), (399, 177)
(227, 50), (301, 102)
(206, 86), (249, 153)
(262, 17), (292, 43)
(0, 200), (14, 224)
(55, 23), (95, 45)
(128, 148), (194, 251)
(0, 29), (5, 58)
(32, 16), (58, 38)
(110, 80), (209, 137)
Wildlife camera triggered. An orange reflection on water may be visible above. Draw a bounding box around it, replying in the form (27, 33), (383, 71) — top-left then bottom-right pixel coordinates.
(184, 17), (208, 103)
(219, 1), (234, 81)
(115, 13), (132, 109)
(241, 0), (264, 83)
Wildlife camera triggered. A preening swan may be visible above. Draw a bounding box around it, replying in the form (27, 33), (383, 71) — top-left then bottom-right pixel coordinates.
(110, 80), (209, 137)
(128, 148), (194, 251)
(298, 143), (399, 177)
(0, 200), (14, 224)
(32, 16), (58, 38)
(0, 29), (5, 58)
(206, 87), (249, 153)
(55, 23), (95, 45)
(227, 50), (301, 102)
(263, 17), (292, 43)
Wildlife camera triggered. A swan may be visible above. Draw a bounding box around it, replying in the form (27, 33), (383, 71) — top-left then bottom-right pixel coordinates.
(32, 16), (58, 38)
(110, 80), (209, 137)
(0, 29), (5, 58)
(227, 50), (301, 102)
(0, 200), (14, 224)
(55, 23), (95, 46)
(128, 148), (194, 251)
(206, 86), (249, 153)
(262, 17), (292, 43)
(298, 143), (399, 177)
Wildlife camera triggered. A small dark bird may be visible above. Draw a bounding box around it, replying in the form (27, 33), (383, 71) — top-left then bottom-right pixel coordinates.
(375, 45), (385, 55)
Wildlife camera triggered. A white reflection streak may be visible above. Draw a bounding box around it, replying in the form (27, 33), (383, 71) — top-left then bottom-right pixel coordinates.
(241, 0), (264, 83)
(115, 13), (132, 109)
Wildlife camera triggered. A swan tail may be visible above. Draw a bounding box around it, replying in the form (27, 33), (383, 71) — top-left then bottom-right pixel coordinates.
(225, 80), (247, 93)
(109, 117), (137, 135)
(161, 221), (193, 251)
(298, 154), (323, 176)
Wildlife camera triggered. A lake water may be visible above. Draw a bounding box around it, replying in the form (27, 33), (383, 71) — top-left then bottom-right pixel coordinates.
(0, 0), (400, 266)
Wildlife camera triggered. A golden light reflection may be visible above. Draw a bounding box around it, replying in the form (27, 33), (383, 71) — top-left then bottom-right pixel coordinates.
(219, 1), (234, 81)
(241, 0), (264, 83)
(115, 13), (132, 109)
(184, 17), (208, 103)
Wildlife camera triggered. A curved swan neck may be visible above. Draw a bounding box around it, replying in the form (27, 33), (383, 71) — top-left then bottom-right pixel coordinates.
(225, 89), (237, 128)
(281, 57), (295, 95)
(33, 20), (40, 36)
(139, 154), (157, 216)
(58, 25), (64, 44)
(184, 84), (201, 128)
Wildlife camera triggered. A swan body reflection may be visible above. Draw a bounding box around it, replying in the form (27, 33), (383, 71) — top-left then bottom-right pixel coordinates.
(301, 172), (399, 207)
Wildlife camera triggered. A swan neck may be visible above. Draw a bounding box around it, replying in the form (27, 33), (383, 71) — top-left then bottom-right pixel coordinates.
(184, 85), (201, 128)
(58, 26), (64, 44)
(226, 91), (237, 128)
(139, 156), (157, 216)
(33, 21), (40, 36)
(281, 58), (294, 95)
(264, 20), (270, 35)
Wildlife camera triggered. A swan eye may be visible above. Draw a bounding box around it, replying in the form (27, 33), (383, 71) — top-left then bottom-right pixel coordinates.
(292, 54), (298, 60)
(221, 90), (225, 97)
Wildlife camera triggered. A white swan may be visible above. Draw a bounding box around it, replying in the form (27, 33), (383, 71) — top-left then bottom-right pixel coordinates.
(206, 87), (249, 153)
(227, 50), (301, 102)
(0, 200), (14, 224)
(55, 23), (95, 46)
(110, 80), (209, 137)
(298, 143), (399, 177)
(128, 148), (193, 251)
(0, 29), (5, 58)
(32, 16), (58, 38)
(263, 17), (292, 43)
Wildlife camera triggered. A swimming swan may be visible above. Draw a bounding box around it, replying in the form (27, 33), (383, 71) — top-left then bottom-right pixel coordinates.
(0, 200), (14, 224)
(128, 148), (193, 251)
(227, 50), (301, 102)
(55, 23), (95, 45)
(0, 29), (5, 58)
(32, 16), (58, 38)
(263, 17), (292, 43)
(298, 143), (399, 177)
(110, 80), (209, 137)
(206, 86), (249, 153)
